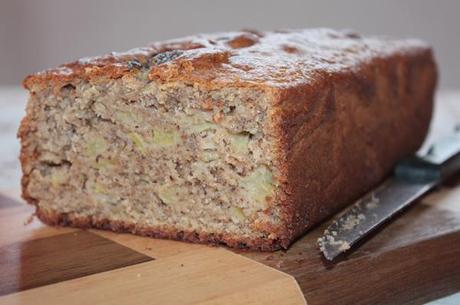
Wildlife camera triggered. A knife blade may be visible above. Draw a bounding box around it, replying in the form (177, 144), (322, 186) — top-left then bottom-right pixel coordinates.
(318, 131), (460, 261)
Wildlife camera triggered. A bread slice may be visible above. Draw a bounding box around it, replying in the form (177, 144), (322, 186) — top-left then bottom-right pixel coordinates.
(19, 29), (437, 250)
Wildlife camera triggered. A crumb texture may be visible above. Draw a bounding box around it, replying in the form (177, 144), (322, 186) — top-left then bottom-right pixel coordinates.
(20, 78), (284, 247)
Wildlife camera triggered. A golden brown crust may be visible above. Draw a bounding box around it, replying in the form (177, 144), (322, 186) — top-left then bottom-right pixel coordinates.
(273, 48), (437, 245)
(35, 207), (283, 251)
(22, 28), (432, 92)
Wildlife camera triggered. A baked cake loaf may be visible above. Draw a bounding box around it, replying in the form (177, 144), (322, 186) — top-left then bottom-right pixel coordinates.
(19, 29), (437, 250)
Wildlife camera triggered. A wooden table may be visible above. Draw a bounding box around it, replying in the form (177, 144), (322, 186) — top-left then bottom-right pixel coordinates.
(0, 87), (459, 305)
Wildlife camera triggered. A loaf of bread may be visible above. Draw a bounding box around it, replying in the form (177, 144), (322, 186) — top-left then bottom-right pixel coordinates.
(19, 29), (437, 250)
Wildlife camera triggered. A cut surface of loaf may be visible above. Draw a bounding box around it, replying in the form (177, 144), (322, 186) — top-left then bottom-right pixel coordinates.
(19, 29), (437, 250)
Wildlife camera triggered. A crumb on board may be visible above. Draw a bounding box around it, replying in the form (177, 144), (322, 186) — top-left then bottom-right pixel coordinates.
(24, 213), (35, 225)
(318, 233), (351, 253)
(366, 193), (380, 209)
(318, 191), (380, 257)
(338, 241), (351, 251)
(342, 213), (365, 230)
(275, 260), (284, 269)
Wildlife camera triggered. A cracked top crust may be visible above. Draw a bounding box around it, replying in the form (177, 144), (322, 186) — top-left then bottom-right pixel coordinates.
(23, 28), (431, 91)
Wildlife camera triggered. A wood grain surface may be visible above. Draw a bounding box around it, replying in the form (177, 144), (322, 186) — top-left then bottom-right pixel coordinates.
(0, 231), (153, 296)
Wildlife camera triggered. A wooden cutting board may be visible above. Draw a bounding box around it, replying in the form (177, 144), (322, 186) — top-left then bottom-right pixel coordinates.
(0, 92), (459, 305)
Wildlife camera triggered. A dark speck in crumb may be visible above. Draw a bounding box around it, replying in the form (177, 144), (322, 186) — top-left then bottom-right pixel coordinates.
(127, 59), (143, 69)
(151, 50), (184, 65)
(180, 263), (184, 267)
(343, 30), (361, 39)
(61, 83), (76, 92)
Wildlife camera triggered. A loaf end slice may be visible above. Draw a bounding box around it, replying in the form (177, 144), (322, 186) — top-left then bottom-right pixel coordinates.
(19, 29), (437, 250)
(19, 81), (286, 250)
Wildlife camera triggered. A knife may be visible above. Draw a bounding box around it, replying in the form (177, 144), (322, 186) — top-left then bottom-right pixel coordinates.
(318, 131), (460, 261)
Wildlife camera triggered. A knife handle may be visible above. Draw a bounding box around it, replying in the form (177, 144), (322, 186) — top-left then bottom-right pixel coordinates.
(395, 133), (460, 183)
